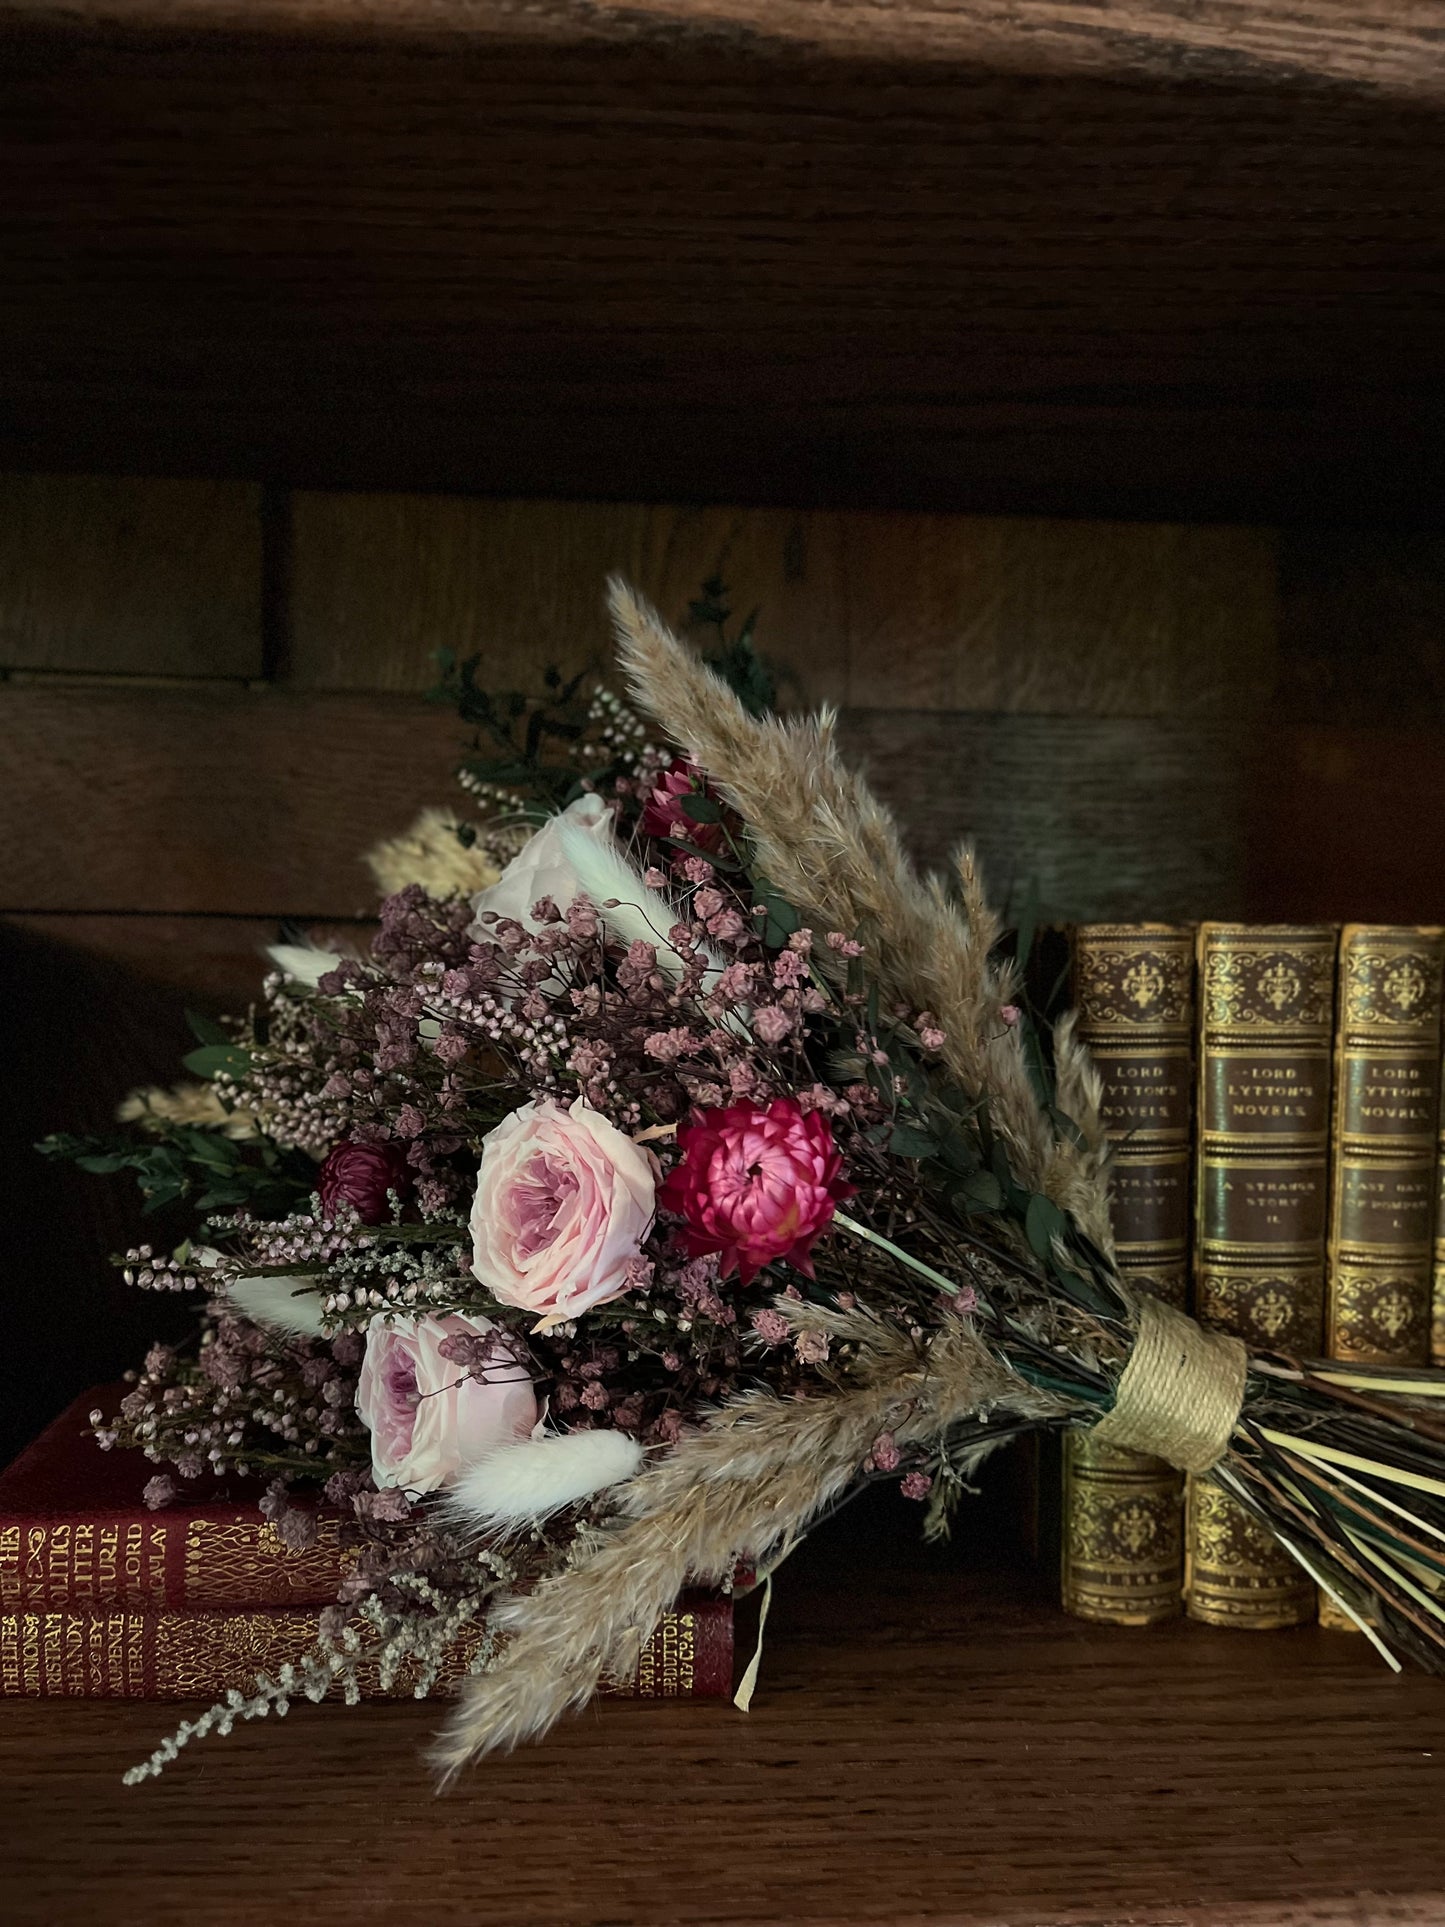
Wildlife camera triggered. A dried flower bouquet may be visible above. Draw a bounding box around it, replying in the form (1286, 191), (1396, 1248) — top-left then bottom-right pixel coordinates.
(48, 581), (1445, 1786)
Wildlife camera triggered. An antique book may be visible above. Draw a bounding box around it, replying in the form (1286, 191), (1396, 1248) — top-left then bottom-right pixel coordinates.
(0, 1592), (734, 1700)
(1435, 1033), (1445, 1368)
(1327, 925), (1445, 1365)
(1185, 923), (1338, 1630)
(0, 1389), (350, 1610)
(1321, 928), (1445, 1633)
(1061, 924), (1194, 1626)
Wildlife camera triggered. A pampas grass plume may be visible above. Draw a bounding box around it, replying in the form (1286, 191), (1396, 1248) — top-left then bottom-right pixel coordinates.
(118, 1081), (257, 1140)
(366, 807), (504, 900)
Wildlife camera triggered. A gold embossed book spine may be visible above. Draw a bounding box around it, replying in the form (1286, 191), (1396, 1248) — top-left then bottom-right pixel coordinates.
(1185, 923), (1338, 1630)
(1327, 926), (1444, 1366)
(1319, 926), (1444, 1634)
(1434, 1039), (1445, 1367)
(1061, 924), (1194, 1626)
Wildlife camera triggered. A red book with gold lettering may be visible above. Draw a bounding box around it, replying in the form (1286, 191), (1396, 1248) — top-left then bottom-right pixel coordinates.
(0, 1390), (734, 1700)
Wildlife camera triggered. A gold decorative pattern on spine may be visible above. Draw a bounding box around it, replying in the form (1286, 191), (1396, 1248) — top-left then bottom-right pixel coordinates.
(183, 1516), (354, 1607)
(1186, 923), (1338, 1631)
(1327, 926), (1445, 1365)
(1062, 924), (1193, 1627)
(1061, 1437), (1184, 1625)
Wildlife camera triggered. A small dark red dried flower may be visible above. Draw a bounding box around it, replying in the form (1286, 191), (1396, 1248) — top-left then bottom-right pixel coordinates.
(318, 1139), (412, 1224)
(641, 758), (726, 852)
(657, 1096), (854, 1285)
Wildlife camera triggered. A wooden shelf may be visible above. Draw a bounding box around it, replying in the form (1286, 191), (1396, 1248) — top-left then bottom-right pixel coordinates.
(3, 2), (1444, 520)
(6, 1499), (1445, 1925)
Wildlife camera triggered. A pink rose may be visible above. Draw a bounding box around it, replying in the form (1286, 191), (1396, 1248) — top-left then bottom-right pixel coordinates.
(657, 1096), (854, 1284)
(356, 1310), (537, 1493)
(318, 1139), (412, 1224)
(470, 1098), (657, 1323)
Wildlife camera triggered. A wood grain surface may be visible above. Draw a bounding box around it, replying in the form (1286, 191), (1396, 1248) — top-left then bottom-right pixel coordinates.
(4, 1524), (1444, 1927)
(0, 684), (463, 917)
(0, 475), (262, 679)
(290, 492), (1280, 714)
(2, 5), (1443, 519)
(6, 680), (1444, 925)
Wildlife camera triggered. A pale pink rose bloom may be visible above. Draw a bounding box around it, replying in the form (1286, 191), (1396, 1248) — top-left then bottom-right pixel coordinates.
(470, 1097), (656, 1322)
(356, 1310), (538, 1493)
(468, 792), (614, 938)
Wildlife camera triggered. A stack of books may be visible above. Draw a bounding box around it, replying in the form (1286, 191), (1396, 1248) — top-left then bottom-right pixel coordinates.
(1060, 922), (1445, 1632)
(0, 1389), (735, 1699)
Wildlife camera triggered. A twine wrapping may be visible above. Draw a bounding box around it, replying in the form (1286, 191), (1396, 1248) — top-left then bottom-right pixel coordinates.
(1090, 1295), (1247, 1473)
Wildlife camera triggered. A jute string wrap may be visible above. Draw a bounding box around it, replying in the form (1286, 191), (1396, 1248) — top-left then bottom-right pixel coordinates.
(1090, 1295), (1248, 1473)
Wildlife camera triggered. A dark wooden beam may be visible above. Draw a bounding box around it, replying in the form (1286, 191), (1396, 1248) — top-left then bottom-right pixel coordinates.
(3, 3), (1442, 520)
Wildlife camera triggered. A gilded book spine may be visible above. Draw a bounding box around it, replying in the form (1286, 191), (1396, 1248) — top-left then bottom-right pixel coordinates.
(0, 1596), (733, 1700)
(0, 1511), (353, 1611)
(1061, 925), (1194, 1626)
(1435, 1059), (1445, 1367)
(1185, 923), (1338, 1630)
(1327, 926), (1444, 1365)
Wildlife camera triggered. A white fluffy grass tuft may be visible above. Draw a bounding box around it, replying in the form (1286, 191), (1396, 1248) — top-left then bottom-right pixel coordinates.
(554, 820), (704, 975)
(266, 941), (346, 987)
(447, 1430), (644, 1535)
(226, 1275), (328, 1338)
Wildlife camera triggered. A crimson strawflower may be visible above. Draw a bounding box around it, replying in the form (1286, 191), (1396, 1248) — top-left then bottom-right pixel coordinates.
(657, 1097), (854, 1284)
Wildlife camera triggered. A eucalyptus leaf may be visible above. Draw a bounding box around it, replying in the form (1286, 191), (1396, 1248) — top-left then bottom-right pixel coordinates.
(182, 1044), (252, 1080)
(185, 1009), (230, 1047)
(1025, 1193), (1068, 1262)
(936, 1128), (979, 1176)
(678, 793), (723, 825)
(955, 1170), (1003, 1213)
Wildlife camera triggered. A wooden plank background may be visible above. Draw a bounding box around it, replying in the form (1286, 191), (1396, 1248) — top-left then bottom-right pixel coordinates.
(5, 2), (1445, 524)
(3, 472), (1445, 1460)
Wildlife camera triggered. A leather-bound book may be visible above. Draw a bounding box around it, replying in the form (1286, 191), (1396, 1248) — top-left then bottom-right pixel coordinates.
(1318, 926), (1444, 1635)
(0, 1593), (733, 1700)
(1185, 924), (1338, 1631)
(1061, 924), (1194, 1626)
(0, 1389), (351, 1611)
(1435, 1035), (1445, 1367)
(1327, 926), (1445, 1365)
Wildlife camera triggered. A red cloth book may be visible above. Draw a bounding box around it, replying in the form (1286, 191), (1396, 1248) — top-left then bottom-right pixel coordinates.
(0, 1389), (736, 1700)
(0, 1388), (350, 1610)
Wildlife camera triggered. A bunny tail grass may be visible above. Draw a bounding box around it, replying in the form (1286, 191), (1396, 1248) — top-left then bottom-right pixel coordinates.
(430, 1307), (1062, 1783)
(606, 579), (1112, 1247)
